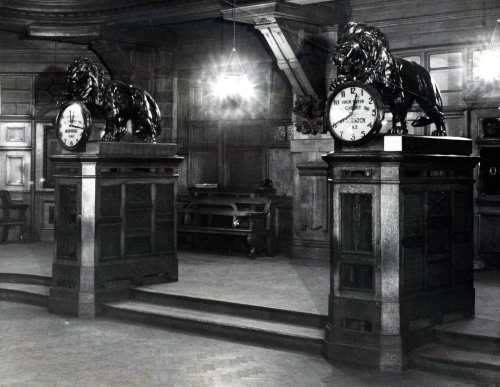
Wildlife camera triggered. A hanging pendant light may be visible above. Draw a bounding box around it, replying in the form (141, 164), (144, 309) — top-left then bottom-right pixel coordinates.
(214, 0), (254, 98)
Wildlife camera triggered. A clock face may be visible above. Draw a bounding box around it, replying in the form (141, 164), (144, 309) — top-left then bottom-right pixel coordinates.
(326, 82), (384, 146)
(56, 101), (91, 150)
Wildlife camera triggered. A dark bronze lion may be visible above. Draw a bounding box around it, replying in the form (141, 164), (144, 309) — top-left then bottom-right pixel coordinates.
(332, 22), (446, 136)
(61, 57), (162, 142)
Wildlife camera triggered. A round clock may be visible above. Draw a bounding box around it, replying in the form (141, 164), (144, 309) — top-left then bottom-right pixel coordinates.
(55, 100), (92, 150)
(326, 81), (384, 146)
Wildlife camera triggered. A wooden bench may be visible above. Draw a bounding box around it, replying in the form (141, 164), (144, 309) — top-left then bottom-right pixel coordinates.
(0, 190), (28, 243)
(177, 196), (274, 258)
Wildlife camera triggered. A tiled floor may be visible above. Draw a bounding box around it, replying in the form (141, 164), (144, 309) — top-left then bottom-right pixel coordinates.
(145, 251), (329, 315)
(0, 243), (329, 315)
(0, 242), (499, 386)
(0, 242), (53, 277)
(0, 301), (480, 387)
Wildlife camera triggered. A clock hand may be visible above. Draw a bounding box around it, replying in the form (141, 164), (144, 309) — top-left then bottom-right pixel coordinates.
(331, 94), (358, 127)
(69, 124), (85, 130)
(352, 94), (358, 113)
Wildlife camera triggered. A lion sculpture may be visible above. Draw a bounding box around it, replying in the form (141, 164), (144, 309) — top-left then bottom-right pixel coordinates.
(332, 22), (446, 136)
(61, 57), (162, 142)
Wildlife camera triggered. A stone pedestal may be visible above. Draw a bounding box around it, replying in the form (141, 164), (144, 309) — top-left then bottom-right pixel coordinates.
(322, 135), (479, 371)
(48, 142), (183, 318)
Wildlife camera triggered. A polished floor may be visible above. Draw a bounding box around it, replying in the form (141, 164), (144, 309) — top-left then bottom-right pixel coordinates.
(0, 242), (499, 386)
(0, 300), (486, 387)
(0, 243), (329, 315)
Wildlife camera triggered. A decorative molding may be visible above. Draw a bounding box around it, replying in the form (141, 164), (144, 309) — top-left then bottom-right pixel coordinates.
(359, 7), (500, 31)
(222, 1), (345, 27)
(0, 0), (221, 28)
(28, 25), (100, 38)
(1, 122), (30, 147)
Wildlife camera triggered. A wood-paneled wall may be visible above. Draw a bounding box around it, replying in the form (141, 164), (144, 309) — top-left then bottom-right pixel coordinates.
(0, 31), (163, 242)
(171, 19), (294, 196)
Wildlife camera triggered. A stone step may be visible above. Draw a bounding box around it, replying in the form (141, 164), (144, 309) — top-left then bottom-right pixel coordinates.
(131, 287), (327, 329)
(435, 318), (500, 352)
(0, 283), (49, 307)
(410, 343), (500, 385)
(0, 272), (51, 286)
(103, 300), (324, 355)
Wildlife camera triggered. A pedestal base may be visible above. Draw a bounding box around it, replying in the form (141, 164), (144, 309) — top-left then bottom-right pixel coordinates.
(322, 136), (479, 371)
(48, 142), (182, 318)
(291, 239), (330, 259)
(323, 287), (475, 370)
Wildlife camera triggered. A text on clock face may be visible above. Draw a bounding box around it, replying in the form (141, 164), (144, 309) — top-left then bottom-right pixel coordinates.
(329, 86), (377, 141)
(59, 105), (87, 146)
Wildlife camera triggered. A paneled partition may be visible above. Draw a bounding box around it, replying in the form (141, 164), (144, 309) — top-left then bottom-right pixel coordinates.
(0, 120), (32, 241)
(183, 120), (294, 195)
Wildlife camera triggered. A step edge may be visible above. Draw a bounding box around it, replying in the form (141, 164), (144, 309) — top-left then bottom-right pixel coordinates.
(132, 288), (327, 319)
(103, 303), (324, 341)
(0, 272), (52, 286)
(0, 288), (49, 307)
(436, 329), (500, 343)
(411, 347), (500, 371)
(0, 287), (49, 297)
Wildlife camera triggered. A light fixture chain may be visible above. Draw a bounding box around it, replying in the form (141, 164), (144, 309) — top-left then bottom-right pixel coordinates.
(488, 17), (500, 50)
(233, 48), (245, 75)
(233, 0), (236, 49)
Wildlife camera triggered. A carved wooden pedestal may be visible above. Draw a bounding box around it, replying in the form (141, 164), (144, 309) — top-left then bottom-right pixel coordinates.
(48, 143), (183, 318)
(322, 136), (479, 371)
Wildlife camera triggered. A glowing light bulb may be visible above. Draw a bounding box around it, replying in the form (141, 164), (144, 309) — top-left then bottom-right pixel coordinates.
(213, 73), (255, 99)
(475, 50), (500, 82)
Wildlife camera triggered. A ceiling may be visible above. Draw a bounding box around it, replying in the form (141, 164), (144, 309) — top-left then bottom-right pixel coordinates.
(0, 0), (344, 43)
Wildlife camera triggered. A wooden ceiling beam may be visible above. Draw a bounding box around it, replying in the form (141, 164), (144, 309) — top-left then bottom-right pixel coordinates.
(222, 1), (347, 97)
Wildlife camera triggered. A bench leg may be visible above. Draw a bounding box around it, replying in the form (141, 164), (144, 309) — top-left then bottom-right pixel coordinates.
(266, 234), (274, 257)
(1, 226), (9, 243)
(19, 223), (27, 243)
(185, 234), (193, 248)
(247, 235), (256, 259)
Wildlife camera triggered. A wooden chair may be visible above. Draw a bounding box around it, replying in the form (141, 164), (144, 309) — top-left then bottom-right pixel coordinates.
(0, 190), (28, 243)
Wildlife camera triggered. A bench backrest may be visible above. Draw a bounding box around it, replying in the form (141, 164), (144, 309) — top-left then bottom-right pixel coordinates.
(179, 197), (272, 214)
(0, 190), (28, 221)
(178, 196), (274, 228)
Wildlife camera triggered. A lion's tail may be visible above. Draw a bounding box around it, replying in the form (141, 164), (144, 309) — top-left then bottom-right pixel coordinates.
(411, 116), (433, 127)
(144, 89), (162, 135)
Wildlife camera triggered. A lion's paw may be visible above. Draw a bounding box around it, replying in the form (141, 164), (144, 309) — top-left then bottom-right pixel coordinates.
(101, 133), (115, 142)
(388, 126), (408, 135)
(431, 130), (447, 136)
(143, 135), (156, 143)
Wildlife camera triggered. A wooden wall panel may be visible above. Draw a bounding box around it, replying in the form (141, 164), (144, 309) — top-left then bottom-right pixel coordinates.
(189, 149), (219, 185)
(1, 151), (30, 191)
(227, 148), (264, 189)
(0, 122), (31, 147)
(0, 75), (32, 116)
(190, 122), (218, 145)
(35, 194), (55, 241)
(479, 214), (500, 253)
(268, 147), (293, 195)
(299, 175), (328, 234)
